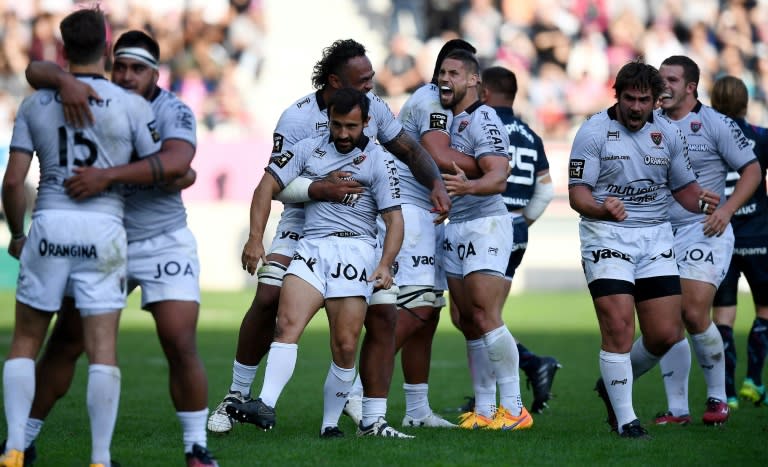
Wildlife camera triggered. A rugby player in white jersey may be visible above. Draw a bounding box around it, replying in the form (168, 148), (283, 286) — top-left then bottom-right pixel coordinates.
(569, 60), (720, 438)
(709, 76), (768, 410)
(17, 31), (218, 466)
(226, 88), (405, 438)
(0, 9), (162, 467)
(638, 56), (761, 426)
(211, 39), (448, 438)
(433, 49), (531, 431)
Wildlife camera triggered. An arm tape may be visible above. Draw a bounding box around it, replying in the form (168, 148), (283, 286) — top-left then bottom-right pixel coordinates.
(523, 177), (554, 221)
(274, 176), (313, 203)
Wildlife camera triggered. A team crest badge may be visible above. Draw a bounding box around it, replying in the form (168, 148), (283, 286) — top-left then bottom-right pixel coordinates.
(458, 120), (469, 132)
(650, 132), (662, 146)
(690, 121), (701, 133)
(353, 154), (367, 165)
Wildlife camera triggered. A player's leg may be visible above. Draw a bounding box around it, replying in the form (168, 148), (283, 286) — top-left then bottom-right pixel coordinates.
(80, 309), (121, 467)
(322, 296), (367, 437)
(712, 258), (739, 408)
(1, 302), (55, 461)
(740, 249), (768, 405)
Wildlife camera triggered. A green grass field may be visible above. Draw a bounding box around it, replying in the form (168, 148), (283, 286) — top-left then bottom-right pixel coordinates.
(0, 290), (765, 466)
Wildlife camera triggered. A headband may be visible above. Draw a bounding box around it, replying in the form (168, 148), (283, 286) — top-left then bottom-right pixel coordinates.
(114, 47), (159, 70)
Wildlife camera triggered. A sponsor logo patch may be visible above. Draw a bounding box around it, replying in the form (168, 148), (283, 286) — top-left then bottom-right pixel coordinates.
(607, 130), (620, 141)
(429, 112), (448, 130)
(272, 133), (284, 153)
(569, 159), (585, 179)
(272, 150), (294, 168)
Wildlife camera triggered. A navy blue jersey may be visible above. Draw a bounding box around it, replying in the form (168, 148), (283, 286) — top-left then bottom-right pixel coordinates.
(726, 118), (768, 239)
(493, 107), (550, 212)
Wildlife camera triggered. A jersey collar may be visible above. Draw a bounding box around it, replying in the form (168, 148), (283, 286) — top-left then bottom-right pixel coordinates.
(464, 100), (483, 115)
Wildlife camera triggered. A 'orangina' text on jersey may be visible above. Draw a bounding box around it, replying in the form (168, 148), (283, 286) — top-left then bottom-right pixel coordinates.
(568, 106), (696, 228)
(266, 134), (401, 247)
(10, 75), (161, 217)
(447, 101), (510, 222)
(397, 83), (452, 210)
(123, 88), (197, 242)
(658, 102), (756, 228)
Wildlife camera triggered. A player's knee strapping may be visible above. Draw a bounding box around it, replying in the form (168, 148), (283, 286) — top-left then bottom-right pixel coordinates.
(257, 261), (287, 286)
(397, 286), (437, 322)
(370, 285), (400, 305)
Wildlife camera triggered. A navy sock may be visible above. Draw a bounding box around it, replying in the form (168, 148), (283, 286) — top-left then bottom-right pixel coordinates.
(517, 343), (540, 374)
(717, 324), (737, 398)
(747, 317), (768, 385)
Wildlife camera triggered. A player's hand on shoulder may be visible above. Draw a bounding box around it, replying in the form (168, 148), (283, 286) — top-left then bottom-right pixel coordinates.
(61, 74), (100, 127)
(64, 166), (111, 200)
(603, 196), (627, 222)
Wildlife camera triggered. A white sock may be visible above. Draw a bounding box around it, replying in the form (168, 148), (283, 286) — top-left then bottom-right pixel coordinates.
(691, 322), (727, 401)
(177, 409), (208, 453)
(258, 342), (298, 408)
(467, 338), (496, 418)
(321, 362), (355, 432)
(3, 358), (35, 451)
(599, 350), (636, 432)
(361, 397), (387, 427)
(630, 337), (660, 380)
(403, 383), (430, 419)
(349, 374), (363, 399)
(230, 360), (258, 397)
(25, 418), (44, 448)
(87, 364), (121, 466)
(659, 338), (691, 416)
(484, 326), (522, 415)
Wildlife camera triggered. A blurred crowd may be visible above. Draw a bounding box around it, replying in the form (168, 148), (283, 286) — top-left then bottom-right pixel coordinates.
(1, 0), (767, 145)
(375, 0), (768, 139)
(0, 0), (266, 141)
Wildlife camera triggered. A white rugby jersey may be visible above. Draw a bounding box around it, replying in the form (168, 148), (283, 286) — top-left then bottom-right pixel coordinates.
(568, 106), (696, 228)
(266, 134), (401, 247)
(447, 101), (509, 222)
(123, 88), (197, 242)
(10, 75), (161, 217)
(657, 102), (757, 228)
(396, 83), (453, 210)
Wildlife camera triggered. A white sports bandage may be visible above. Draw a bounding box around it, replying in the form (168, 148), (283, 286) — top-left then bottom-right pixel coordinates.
(369, 285), (399, 305)
(523, 176), (554, 222)
(397, 286), (437, 309)
(274, 177), (313, 203)
(114, 47), (159, 70)
(257, 261), (287, 286)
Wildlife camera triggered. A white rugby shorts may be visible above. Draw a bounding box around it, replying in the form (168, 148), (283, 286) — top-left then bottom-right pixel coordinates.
(579, 220), (678, 284)
(127, 226), (200, 308)
(16, 210), (127, 314)
(268, 206), (305, 257)
(443, 214), (513, 278)
(433, 223), (447, 292)
(391, 204), (437, 288)
(674, 221), (734, 287)
(286, 236), (376, 301)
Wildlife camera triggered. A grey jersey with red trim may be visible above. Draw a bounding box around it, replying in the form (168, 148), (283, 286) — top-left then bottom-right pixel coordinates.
(447, 101), (509, 222)
(10, 75), (161, 217)
(123, 88), (197, 241)
(657, 102), (757, 228)
(266, 134), (401, 247)
(396, 83), (453, 210)
(568, 106), (696, 227)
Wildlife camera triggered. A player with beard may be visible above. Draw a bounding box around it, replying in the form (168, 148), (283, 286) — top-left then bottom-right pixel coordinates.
(17, 31), (218, 466)
(569, 60), (720, 438)
(708, 75), (768, 409)
(639, 56), (760, 427)
(432, 49), (530, 431)
(218, 39), (447, 439)
(225, 88), (405, 438)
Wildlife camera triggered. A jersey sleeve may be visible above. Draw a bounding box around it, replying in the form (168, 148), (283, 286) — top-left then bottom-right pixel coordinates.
(568, 122), (601, 188)
(533, 134), (550, 172)
(128, 95), (162, 158)
(473, 111), (509, 160)
(370, 150), (402, 213)
(271, 106), (311, 156)
(718, 115), (758, 172)
(265, 138), (311, 190)
(369, 92), (403, 144)
(156, 98), (196, 147)
(9, 97), (34, 155)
